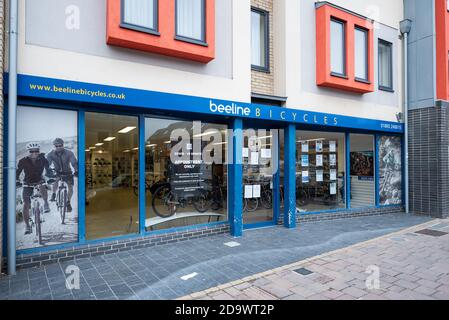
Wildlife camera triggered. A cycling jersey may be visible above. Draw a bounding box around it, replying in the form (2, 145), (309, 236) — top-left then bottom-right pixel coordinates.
(46, 148), (78, 175)
(16, 153), (51, 185)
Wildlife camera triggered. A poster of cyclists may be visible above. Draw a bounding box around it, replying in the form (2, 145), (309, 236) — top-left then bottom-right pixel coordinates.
(16, 106), (78, 250)
(379, 136), (402, 205)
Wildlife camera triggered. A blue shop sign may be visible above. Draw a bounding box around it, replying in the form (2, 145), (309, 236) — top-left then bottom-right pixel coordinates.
(9, 74), (403, 134)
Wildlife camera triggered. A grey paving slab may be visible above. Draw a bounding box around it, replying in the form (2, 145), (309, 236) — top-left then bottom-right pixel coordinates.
(0, 213), (433, 300)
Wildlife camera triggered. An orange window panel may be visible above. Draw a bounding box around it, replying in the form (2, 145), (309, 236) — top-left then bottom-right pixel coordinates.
(106, 0), (215, 63)
(316, 3), (374, 94)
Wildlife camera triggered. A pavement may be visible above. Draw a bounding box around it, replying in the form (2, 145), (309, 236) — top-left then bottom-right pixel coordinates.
(0, 213), (438, 300)
(179, 217), (449, 300)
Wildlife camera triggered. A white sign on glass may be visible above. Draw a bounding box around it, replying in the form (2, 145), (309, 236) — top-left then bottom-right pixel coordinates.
(244, 185), (253, 198)
(316, 154), (323, 167)
(242, 148), (249, 158)
(250, 152), (259, 165)
(302, 171), (309, 183)
(316, 141), (323, 153)
(329, 141), (336, 152)
(330, 154), (337, 166)
(330, 183), (337, 195)
(253, 185), (261, 198)
(316, 169), (324, 182)
(261, 149), (272, 159)
(301, 141), (309, 153)
(330, 169), (337, 181)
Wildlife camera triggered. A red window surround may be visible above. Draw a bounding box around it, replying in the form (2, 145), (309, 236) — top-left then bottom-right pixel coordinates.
(106, 0), (215, 63)
(435, 0), (449, 101)
(316, 3), (374, 94)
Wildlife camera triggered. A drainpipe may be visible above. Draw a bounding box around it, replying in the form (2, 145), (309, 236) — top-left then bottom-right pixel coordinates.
(400, 19), (412, 215)
(7, 0), (19, 275)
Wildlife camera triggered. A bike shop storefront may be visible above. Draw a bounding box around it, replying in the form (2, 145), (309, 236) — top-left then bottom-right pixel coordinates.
(7, 74), (404, 258)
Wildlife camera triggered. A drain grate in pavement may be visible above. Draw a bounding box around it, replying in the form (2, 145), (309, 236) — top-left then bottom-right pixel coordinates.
(294, 268), (314, 276)
(415, 229), (449, 237)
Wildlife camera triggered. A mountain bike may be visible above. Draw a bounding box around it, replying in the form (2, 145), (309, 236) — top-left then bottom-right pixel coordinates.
(20, 181), (51, 245)
(54, 173), (73, 225)
(151, 183), (212, 218)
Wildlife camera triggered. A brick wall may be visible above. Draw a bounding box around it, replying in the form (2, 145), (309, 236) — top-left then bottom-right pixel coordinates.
(0, 0), (5, 275)
(408, 102), (449, 218)
(251, 0), (274, 96)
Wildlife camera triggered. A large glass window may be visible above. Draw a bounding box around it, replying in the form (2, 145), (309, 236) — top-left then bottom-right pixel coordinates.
(122, 0), (157, 32)
(349, 134), (375, 208)
(379, 136), (402, 205)
(145, 118), (228, 231)
(242, 129), (277, 224)
(296, 131), (346, 213)
(251, 8), (268, 70)
(176, 0), (205, 42)
(355, 27), (368, 81)
(331, 19), (346, 75)
(16, 106), (79, 250)
(85, 113), (139, 240)
(379, 40), (393, 90)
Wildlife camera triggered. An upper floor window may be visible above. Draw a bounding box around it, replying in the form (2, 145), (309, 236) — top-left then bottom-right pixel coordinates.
(176, 0), (206, 44)
(121, 0), (158, 34)
(251, 8), (269, 71)
(379, 39), (393, 91)
(355, 27), (368, 81)
(330, 19), (346, 76)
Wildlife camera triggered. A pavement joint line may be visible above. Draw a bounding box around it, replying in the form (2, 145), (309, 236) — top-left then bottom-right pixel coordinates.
(177, 217), (441, 300)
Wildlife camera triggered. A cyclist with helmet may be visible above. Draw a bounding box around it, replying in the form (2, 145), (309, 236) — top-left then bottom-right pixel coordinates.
(16, 142), (52, 235)
(46, 138), (78, 213)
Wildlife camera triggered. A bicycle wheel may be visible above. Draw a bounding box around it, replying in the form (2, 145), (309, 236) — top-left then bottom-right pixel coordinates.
(260, 188), (273, 209)
(296, 189), (309, 207)
(245, 198), (259, 212)
(59, 189), (67, 224)
(33, 202), (42, 245)
(193, 189), (212, 213)
(152, 185), (176, 218)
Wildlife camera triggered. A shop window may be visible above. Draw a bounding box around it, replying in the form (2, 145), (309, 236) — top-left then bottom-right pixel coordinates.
(242, 129), (277, 224)
(251, 8), (269, 71)
(107, 0), (215, 63)
(16, 106), (79, 250)
(121, 0), (158, 34)
(379, 39), (393, 91)
(379, 136), (402, 205)
(85, 113), (139, 240)
(349, 134), (375, 208)
(316, 3), (374, 93)
(176, 0), (206, 44)
(355, 27), (368, 81)
(296, 131), (346, 213)
(330, 19), (346, 76)
(145, 118), (228, 231)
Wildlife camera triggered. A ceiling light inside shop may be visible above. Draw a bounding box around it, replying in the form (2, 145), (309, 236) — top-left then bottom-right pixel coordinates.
(213, 142), (228, 146)
(89, 146), (96, 150)
(104, 137), (116, 142)
(85, 149), (90, 152)
(257, 135), (273, 140)
(132, 148), (139, 151)
(118, 126), (136, 134)
(95, 143), (104, 146)
(193, 131), (218, 138)
(164, 141), (171, 144)
(146, 144), (157, 148)
(123, 150), (131, 153)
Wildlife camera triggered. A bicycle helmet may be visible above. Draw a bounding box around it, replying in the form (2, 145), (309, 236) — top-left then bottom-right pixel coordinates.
(26, 142), (40, 151)
(53, 138), (64, 146)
